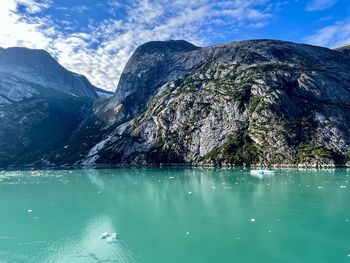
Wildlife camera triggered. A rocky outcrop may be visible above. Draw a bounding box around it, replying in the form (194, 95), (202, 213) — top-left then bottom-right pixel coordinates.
(82, 40), (350, 167)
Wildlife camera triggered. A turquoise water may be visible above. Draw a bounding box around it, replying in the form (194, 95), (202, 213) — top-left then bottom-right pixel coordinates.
(0, 168), (349, 262)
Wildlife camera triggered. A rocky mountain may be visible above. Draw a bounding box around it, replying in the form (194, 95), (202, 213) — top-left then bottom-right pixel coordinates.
(79, 39), (350, 167)
(336, 44), (350, 57)
(0, 47), (98, 167)
(1, 40), (350, 168)
(0, 47), (98, 99)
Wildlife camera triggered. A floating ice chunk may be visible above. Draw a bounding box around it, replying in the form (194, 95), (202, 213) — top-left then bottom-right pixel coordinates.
(250, 170), (274, 179)
(27, 209), (32, 213)
(340, 185), (347, 189)
(101, 232), (109, 239)
(250, 218), (256, 222)
(317, 186), (323, 189)
(186, 232), (190, 235)
(188, 191), (192, 195)
(106, 232), (117, 242)
(211, 186), (216, 189)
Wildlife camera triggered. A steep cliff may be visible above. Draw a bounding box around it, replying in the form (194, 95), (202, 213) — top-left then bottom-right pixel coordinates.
(1, 40), (350, 167)
(82, 40), (350, 167)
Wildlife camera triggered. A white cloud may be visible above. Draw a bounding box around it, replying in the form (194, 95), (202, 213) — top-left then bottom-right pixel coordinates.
(304, 18), (350, 47)
(0, 0), (52, 49)
(16, 0), (52, 14)
(0, 0), (275, 91)
(306, 0), (337, 12)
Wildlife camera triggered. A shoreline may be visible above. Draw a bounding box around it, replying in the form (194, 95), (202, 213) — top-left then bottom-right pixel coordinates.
(1, 163), (349, 171)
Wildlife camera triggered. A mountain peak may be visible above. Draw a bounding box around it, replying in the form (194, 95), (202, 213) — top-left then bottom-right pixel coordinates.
(335, 44), (350, 56)
(134, 40), (201, 55)
(0, 46), (97, 99)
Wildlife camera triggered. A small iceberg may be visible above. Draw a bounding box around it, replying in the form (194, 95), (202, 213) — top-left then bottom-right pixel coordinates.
(101, 232), (118, 242)
(101, 232), (109, 239)
(106, 233), (117, 243)
(250, 169), (275, 179)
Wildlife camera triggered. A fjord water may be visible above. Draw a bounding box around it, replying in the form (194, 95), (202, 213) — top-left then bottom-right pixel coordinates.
(0, 168), (349, 263)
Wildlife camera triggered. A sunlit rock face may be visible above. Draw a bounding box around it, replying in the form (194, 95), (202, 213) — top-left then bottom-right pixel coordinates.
(1, 40), (350, 167)
(83, 40), (350, 167)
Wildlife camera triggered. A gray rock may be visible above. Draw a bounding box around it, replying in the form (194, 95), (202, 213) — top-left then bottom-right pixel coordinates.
(86, 39), (350, 167)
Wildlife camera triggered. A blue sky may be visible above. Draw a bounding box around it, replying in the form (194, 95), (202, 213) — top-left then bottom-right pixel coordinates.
(1, 0), (349, 90)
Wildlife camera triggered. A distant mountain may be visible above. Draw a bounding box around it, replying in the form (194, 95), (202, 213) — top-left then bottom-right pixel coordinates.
(95, 87), (114, 99)
(0, 47), (98, 99)
(335, 44), (350, 56)
(0, 47), (101, 166)
(1, 40), (350, 168)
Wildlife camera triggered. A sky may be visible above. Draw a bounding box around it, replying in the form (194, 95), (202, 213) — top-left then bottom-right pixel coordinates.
(1, 0), (350, 91)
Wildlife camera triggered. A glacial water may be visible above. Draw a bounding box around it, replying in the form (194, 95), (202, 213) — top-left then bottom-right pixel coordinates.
(0, 168), (349, 263)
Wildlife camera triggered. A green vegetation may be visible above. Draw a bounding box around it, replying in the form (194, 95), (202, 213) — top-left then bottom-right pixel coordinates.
(201, 133), (260, 166)
(294, 143), (331, 163)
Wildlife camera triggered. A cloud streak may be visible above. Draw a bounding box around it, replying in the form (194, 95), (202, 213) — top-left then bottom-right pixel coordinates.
(304, 18), (350, 47)
(0, 0), (276, 90)
(305, 0), (337, 11)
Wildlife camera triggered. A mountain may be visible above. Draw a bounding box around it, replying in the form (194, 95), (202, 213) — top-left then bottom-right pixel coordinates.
(0, 47), (98, 99)
(0, 47), (99, 167)
(335, 44), (350, 57)
(1, 40), (350, 168)
(94, 87), (114, 99)
(79, 39), (350, 167)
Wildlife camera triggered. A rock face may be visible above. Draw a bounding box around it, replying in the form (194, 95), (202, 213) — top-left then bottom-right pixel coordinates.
(82, 40), (350, 167)
(1, 40), (350, 167)
(336, 45), (350, 57)
(0, 48), (98, 167)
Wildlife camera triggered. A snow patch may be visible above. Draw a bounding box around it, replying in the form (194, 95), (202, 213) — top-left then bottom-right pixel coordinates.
(82, 122), (129, 165)
(0, 74), (38, 103)
(96, 91), (113, 99)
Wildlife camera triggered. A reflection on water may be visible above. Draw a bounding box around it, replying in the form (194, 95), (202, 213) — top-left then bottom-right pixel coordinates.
(0, 168), (349, 262)
(47, 216), (136, 263)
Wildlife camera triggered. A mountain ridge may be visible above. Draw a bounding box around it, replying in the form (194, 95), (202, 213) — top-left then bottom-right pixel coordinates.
(0, 47), (98, 99)
(84, 39), (350, 167)
(1, 39), (350, 167)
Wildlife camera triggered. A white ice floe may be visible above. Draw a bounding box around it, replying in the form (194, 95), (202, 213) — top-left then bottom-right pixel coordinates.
(250, 218), (256, 222)
(106, 233), (117, 243)
(250, 170), (274, 179)
(27, 209), (32, 213)
(100, 232), (109, 239)
(101, 231), (117, 242)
